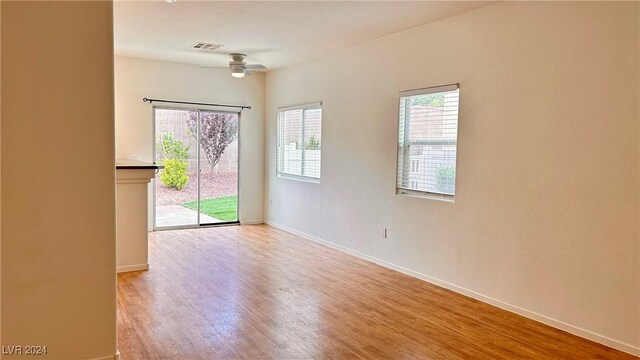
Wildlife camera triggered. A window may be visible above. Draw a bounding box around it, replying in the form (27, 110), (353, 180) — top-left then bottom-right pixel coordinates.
(397, 84), (459, 199)
(277, 102), (322, 180)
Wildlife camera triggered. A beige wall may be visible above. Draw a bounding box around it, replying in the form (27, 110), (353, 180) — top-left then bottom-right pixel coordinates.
(1, 2), (116, 359)
(114, 56), (265, 225)
(0, 0), (3, 345)
(1, 0), (3, 345)
(265, 1), (640, 354)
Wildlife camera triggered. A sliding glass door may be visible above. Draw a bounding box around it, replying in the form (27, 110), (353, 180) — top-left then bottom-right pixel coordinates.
(154, 108), (239, 229)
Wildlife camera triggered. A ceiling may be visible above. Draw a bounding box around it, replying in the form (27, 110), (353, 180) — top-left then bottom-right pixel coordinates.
(114, 1), (494, 70)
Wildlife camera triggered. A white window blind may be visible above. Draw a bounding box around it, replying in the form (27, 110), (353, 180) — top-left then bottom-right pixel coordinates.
(277, 103), (322, 180)
(397, 84), (459, 198)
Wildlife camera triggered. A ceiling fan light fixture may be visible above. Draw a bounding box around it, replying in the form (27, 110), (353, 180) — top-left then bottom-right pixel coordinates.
(224, 53), (263, 78)
(230, 68), (245, 78)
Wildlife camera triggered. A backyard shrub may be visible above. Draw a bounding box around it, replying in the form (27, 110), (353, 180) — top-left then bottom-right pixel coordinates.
(306, 135), (321, 150)
(159, 158), (189, 190)
(435, 165), (456, 194)
(157, 133), (190, 189)
(157, 133), (189, 160)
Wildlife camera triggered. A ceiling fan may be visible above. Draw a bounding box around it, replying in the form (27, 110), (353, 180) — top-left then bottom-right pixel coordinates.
(227, 53), (267, 78)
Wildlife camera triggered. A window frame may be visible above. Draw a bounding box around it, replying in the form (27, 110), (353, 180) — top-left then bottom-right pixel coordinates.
(396, 84), (460, 202)
(276, 102), (323, 182)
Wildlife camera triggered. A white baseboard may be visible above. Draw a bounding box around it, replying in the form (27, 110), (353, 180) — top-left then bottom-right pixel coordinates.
(265, 220), (640, 357)
(117, 264), (149, 273)
(241, 219), (264, 225)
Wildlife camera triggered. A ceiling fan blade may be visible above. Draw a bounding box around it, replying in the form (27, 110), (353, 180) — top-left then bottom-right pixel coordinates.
(245, 64), (267, 70)
(199, 66), (226, 69)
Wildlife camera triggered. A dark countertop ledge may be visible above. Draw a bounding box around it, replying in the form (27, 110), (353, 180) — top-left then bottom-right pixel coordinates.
(116, 158), (164, 170)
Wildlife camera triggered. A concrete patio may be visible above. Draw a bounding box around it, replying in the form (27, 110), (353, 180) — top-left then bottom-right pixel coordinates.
(155, 205), (222, 228)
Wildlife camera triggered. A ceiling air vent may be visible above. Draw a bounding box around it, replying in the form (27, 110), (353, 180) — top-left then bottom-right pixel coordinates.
(191, 42), (223, 51)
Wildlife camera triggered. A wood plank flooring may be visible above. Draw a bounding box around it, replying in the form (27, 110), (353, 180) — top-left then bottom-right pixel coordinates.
(117, 225), (637, 359)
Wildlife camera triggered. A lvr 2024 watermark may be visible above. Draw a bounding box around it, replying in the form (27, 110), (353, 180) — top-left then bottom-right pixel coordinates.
(2, 345), (48, 356)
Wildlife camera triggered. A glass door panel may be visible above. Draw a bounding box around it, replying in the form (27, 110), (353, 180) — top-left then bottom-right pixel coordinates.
(154, 109), (199, 228)
(198, 111), (239, 225)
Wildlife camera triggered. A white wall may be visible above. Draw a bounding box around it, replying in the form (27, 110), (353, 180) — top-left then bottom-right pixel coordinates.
(265, 1), (639, 354)
(1, 2), (117, 359)
(115, 56), (265, 224)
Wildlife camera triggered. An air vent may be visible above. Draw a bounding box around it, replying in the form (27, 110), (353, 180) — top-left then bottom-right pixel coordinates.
(191, 42), (223, 51)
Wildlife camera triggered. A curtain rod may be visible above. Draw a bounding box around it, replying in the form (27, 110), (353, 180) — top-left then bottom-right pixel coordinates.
(142, 97), (251, 110)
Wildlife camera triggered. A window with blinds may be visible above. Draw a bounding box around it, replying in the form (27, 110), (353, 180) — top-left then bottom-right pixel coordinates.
(397, 84), (459, 199)
(277, 102), (322, 180)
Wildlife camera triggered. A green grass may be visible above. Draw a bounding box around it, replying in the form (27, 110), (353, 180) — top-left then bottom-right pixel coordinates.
(182, 195), (237, 222)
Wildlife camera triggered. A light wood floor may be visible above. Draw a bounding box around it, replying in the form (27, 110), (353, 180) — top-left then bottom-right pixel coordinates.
(117, 225), (637, 360)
